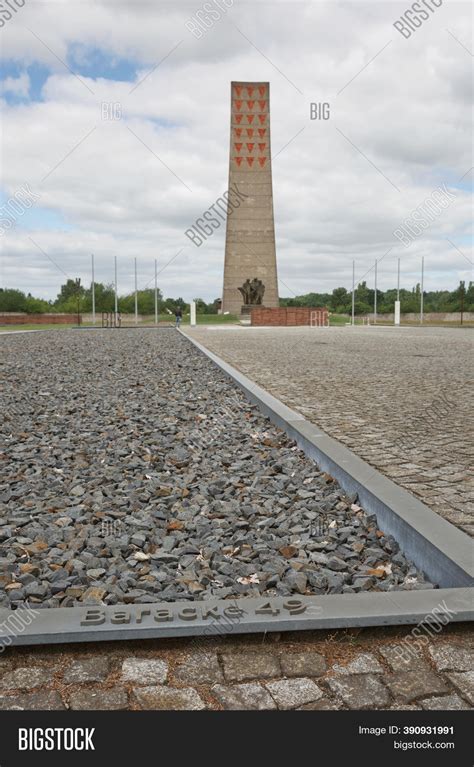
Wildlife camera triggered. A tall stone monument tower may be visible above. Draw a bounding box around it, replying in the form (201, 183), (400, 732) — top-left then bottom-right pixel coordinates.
(222, 81), (279, 316)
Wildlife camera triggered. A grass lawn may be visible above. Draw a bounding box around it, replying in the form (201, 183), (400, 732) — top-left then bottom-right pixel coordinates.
(2, 314), (470, 332)
(0, 314), (239, 332)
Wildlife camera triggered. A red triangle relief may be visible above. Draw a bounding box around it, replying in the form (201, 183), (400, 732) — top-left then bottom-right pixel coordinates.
(246, 128), (254, 137)
(258, 128), (266, 138)
(246, 157), (254, 166)
(234, 143), (242, 152)
(235, 128), (242, 137)
(258, 114), (266, 124)
(234, 85), (243, 97)
(235, 114), (243, 123)
(258, 85), (266, 96)
(258, 157), (266, 167)
(246, 114), (254, 124)
(246, 142), (254, 152)
(258, 100), (266, 111)
(258, 143), (266, 152)
(234, 157), (243, 166)
(234, 100), (242, 111)
(246, 86), (254, 96)
(247, 100), (255, 110)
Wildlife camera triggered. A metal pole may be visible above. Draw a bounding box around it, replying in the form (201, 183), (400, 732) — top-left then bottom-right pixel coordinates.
(91, 254), (96, 325)
(114, 256), (118, 315)
(374, 259), (377, 324)
(154, 258), (158, 326)
(134, 257), (138, 325)
(420, 256), (424, 324)
(351, 260), (355, 326)
(397, 257), (400, 301)
(75, 278), (81, 327)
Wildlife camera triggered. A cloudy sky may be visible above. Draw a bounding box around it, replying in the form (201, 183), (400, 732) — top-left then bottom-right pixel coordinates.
(0, 0), (472, 302)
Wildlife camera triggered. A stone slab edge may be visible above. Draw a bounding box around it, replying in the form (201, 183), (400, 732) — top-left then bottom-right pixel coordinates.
(0, 588), (472, 646)
(181, 330), (473, 589)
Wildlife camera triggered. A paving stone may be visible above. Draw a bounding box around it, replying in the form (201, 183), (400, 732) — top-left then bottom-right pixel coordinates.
(298, 698), (341, 710)
(68, 688), (129, 710)
(187, 326), (472, 536)
(266, 678), (323, 709)
(212, 683), (276, 710)
(384, 671), (449, 704)
(221, 652), (281, 682)
(388, 704), (421, 710)
(121, 658), (168, 685)
(63, 658), (110, 684)
(0, 691), (65, 710)
(0, 667), (51, 690)
(379, 643), (429, 672)
(419, 694), (471, 710)
(133, 686), (206, 710)
(173, 652), (223, 685)
(332, 653), (383, 675)
(446, 671), (474, 705)
(327, 674), (390, 709)
(428, 644), (474, 672)
(280, 652), (326, 678)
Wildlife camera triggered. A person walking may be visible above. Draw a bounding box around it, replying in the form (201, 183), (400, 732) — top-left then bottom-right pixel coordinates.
(174, 306), (183, 328)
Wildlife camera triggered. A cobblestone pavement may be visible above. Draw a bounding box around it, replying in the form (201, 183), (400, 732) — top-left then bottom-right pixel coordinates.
(185, 326), (474, 536)
(0, 626), (472, 710)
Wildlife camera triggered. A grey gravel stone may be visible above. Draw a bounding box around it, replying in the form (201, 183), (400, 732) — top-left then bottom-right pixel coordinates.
(428, 644), (474, 672)
(446, 671), (474, 705)
(384, 671), (449, 704)
(419, 694), (471, 710)
(121, 658), (168, 685)
(222, 652), (281, 682)
(68, 688), (129, 710)
(0, 691), (65, 710)
(280, 652), (327, 678)
(212, 683), (276, 710)
(0, 667), (52, 690)
(62, 658), (110, 684)
(173, 652), (223, 685)
(379, 643), (429, 672)
(0, 329), (430, 609)
(266, 678), (323, 709)
(298, 698), (341, 710)
(332, 653), (383, 675)
(327, 675), (390, 709)
(133, 686), (205, 710)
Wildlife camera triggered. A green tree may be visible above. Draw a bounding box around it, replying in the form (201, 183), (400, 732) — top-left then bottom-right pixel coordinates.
(0, 288), (27, 312)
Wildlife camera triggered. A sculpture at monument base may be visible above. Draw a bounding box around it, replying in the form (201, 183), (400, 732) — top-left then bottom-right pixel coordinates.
(238, 278), (265, 312)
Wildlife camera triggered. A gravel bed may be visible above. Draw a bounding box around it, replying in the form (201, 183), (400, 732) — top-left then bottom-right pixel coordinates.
(0, 329), (434, 609)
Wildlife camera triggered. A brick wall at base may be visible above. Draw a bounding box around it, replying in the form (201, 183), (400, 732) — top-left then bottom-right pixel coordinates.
(251, 307), (329, 326)
(0, 313), (79, 325)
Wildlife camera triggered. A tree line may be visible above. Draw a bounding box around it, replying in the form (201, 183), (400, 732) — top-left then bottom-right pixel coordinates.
(280, 281), (472, 315)
(0, 279), (471, 315)
(0, 281), (221, 315)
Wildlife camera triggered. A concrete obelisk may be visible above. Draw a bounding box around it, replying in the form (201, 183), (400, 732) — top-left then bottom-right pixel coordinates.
(221, 81), (279, 316)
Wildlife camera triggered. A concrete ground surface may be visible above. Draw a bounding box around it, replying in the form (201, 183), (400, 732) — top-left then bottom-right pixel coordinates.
(185, 325), (473, 537)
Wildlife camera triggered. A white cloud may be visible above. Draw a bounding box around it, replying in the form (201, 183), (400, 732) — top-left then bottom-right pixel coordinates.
(1, 72), (30, 97)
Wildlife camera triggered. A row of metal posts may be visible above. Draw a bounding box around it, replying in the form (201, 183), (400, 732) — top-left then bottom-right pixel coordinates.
(91, 254), (426, 328)
(351, 256), (425, 326)
(90, 254), (160, 326)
